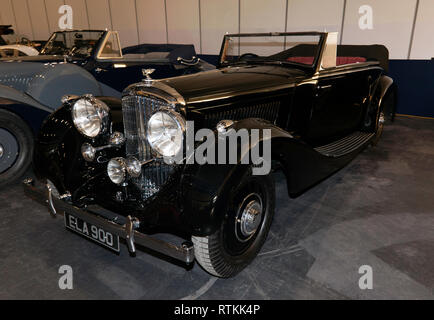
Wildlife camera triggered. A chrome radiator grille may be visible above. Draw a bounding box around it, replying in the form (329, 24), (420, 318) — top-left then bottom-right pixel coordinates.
(122, 95), (174, 199)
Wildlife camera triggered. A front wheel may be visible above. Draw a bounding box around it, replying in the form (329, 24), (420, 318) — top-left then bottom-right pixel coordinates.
(192, 167), (275, 278)
(0, 109), (33, 188)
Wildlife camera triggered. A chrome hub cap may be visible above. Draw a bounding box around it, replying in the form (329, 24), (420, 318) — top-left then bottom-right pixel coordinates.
(0, 128), (19, 174)
(235, 193), (263, 242)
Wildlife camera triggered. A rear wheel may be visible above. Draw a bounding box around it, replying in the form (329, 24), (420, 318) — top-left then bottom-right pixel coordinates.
(192, 167), (275, 278)
(0, 110), (33, 188)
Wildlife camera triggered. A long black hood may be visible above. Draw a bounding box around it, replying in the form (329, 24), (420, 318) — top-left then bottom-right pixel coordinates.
(160, 64), (308, 105)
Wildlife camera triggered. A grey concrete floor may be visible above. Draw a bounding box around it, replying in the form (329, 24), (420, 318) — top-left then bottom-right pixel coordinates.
(0, 116), (433, 300)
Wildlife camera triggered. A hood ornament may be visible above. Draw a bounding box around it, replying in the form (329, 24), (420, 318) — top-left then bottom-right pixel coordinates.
(142, 68), (155, 85)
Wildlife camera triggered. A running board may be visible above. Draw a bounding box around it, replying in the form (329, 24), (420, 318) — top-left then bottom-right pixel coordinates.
(314, 131), (374, 157)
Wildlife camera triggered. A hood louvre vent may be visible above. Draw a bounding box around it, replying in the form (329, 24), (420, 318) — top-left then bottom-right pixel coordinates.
(203, 100), (280, 128)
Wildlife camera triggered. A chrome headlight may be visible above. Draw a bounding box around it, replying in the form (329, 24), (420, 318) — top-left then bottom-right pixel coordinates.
(126, 157), (142, 178)
(147, 109), (185, 157)
(107, 157), (126, 184)
(71, 96), (109, 138)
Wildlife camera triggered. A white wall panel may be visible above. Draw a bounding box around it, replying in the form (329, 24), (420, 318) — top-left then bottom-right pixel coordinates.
(200, 0), (238, 54)
(409, 0), (434, 59)
(1, 0), (433, 60)
(286, 0), (344, 33)
(136, 0), (167, 44)
(342, 0), (417, 59)
(45, 0), (65, 32)
(11, 0), (33, 38)
(86, 0), (112, 30)
(240, 0), (286, 33)
(0, 0), (16, 27)
(64, 0), (90, 30)
(27, 0), (50, 39)
(166, 0), (200, 52)
(109, 0), (138, 47)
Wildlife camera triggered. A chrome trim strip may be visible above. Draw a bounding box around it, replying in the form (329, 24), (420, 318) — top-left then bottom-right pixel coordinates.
(123, 80), (186, 106)
(47, 184), (56, 217)
(187, 82), (297, 105)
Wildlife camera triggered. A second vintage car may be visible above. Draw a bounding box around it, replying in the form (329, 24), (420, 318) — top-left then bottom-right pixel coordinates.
(25, 32), (396, 278)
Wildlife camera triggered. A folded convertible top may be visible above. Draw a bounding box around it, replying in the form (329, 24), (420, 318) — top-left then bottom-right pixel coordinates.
(122, 44), (196, 63)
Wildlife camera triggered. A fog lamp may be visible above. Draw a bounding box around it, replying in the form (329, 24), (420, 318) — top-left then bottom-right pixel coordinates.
(107, 157), (127, 184)
(81, 143), (96, 162)
(126, 157), (142, 178)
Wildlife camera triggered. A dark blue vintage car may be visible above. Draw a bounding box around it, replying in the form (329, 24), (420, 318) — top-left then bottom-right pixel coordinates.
(0, 30), (213, 187)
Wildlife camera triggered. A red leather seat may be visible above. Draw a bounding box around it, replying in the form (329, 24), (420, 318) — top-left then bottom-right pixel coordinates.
(286, 56), (367, 66)
(286, 56), (314, 65)
(336, 56), (366, 65)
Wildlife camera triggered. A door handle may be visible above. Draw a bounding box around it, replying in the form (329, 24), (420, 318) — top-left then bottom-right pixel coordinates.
(315, 84), (333, 97)
(318, 84), (332, 90)
(95, 67), (107, 73)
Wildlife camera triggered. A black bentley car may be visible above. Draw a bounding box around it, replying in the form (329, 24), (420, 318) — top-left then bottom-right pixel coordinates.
(24, 32), (396, 278)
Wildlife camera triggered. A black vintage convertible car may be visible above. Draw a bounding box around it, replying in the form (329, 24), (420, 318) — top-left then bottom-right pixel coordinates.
(24, 32), (396, 278)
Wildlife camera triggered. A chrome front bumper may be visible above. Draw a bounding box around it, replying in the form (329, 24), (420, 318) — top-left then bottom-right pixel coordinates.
(23, 178), (195, 264)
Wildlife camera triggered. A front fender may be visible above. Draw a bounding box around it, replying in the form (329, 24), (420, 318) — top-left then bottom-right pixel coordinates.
(33, 96), (123, 194)
(182, 118), (339, 236)
(26, 63), (104, 110)
(0, 85), (51, 134)
(0, 84), (51, 112)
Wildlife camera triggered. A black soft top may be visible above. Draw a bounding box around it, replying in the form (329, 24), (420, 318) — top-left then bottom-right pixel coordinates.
(122, 44), (196, 63)
(0, 25), (14, 45)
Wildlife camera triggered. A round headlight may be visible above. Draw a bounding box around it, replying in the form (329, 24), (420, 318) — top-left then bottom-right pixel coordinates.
(72, 96), (109, 138)
(126, 157), (142, 178)
(107, 157), (126, 184)
(81, 143), (96, 162)
(147, 110), (185, 157)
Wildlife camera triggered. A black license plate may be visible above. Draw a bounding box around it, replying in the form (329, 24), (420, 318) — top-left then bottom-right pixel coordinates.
(64, 212), (120, 252)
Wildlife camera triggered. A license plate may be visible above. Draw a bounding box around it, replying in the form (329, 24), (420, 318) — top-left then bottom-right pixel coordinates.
(64, 212), (120, 252)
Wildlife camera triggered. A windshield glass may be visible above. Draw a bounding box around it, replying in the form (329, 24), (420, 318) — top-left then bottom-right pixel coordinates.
(41, 31), (104, 57)
(220, 34), (322, 67)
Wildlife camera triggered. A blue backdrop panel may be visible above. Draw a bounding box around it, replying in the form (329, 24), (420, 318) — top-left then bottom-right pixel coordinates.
(387, 60), (433, 118)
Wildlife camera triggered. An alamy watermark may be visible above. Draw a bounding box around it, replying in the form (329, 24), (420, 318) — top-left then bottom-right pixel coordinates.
(165, 121), (272, 176)
(58, 265), (73, 290)
(58, 5), (73, 30)
(359, 5), (374, 30)
(358, 265), (373, 290)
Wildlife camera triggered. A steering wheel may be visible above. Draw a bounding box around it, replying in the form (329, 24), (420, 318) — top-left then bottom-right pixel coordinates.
(238, 53), (259, 61)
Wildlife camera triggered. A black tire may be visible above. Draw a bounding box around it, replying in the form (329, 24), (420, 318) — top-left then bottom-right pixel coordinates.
(192, 166), (275, 278)
(0, 109), (33, 188)
(383, 86), (397, 123)
(370, 110), (385, 147)
(371, 90), (395, 147)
